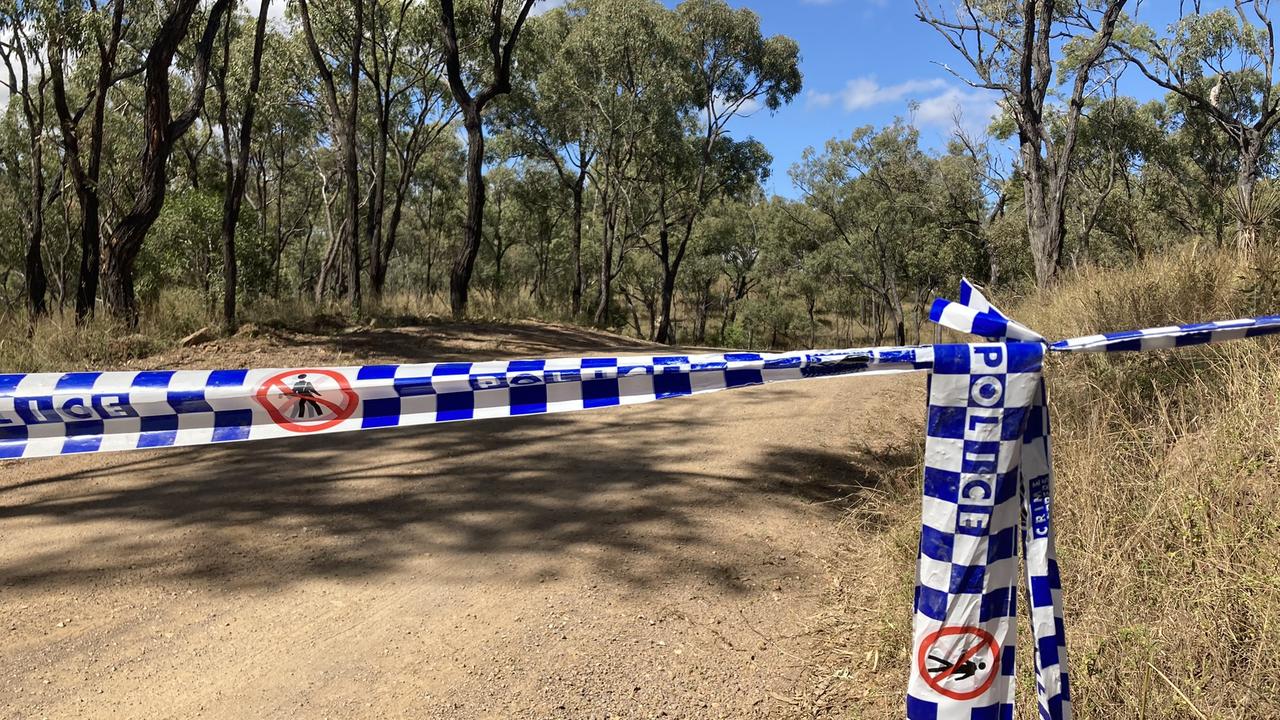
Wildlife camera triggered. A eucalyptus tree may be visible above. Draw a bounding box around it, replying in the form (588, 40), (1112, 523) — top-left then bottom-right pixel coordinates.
(214, 0), (272, 329)
(916, 0), (1128, 288)
(541, 0), (686, 327)
(504, 164), (566, 308)
(403, 136), (466, 297)
(99, 0), (233, 322)
(1146, 92), (1243, 244)
(1061, 94), (1160, 262)
(496, 6), (595, 317)
(297, 0), (363, 309)
(247, 25), (322, 299)
(1113, 1), (1280, 254)
(47, 0), (133, 319)
(437, 0), (537, 319)
(364, 0), (454, 302)
(791, 122), (939, 345)
(646, 0), (799, 343)
(0, 1), (53, 317)
(479, 163), (516, 303)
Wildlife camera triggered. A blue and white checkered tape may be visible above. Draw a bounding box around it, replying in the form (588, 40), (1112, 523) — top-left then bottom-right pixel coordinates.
(930, 277), (1280, 351)
(0, 347), (932, 460)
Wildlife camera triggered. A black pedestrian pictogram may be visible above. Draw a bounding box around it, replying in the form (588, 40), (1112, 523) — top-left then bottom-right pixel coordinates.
(290, 374), (323, 419)
(255, 369), (359, 433)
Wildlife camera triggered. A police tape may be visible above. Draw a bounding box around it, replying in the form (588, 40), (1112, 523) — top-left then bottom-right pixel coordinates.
(910, 282), (1280, 720)
(0, 347), (932, 460)
(2, 281), (1277, 720)
(910, 339), (1061, 718)
(930, 279), (1280, 352)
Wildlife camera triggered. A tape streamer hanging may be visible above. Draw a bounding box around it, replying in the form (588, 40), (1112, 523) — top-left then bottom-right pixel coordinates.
(908, 339), (1065, 719)
(912, 279), (1279, 720)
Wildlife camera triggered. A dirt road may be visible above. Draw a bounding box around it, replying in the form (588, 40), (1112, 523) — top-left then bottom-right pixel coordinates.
(0, 321), (921, 719)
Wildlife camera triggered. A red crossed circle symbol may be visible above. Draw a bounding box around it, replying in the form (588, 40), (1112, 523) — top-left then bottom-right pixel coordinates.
(255, 369), (358, 433)
(917, 625), (1000, 701)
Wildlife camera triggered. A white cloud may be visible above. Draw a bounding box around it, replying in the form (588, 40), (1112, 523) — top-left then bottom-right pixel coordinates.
(805, 90), (835, 110)
(838, 77), (947, 111)
(803, 75), (1000, 133)
(913, 87), (1000, 133)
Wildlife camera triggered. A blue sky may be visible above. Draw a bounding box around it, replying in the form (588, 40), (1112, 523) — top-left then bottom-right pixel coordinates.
(711, 0), (1193, 198)
(730, 0), (1009, 197)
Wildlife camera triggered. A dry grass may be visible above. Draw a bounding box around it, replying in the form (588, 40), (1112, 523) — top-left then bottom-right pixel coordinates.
(1022, 248), (1280, 718)
(0, 289), (575, 374)
(808, 247), (1280, 718)
(0, 290), (212, 373)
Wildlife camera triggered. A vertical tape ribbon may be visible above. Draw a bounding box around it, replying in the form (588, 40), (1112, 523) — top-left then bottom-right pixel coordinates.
(909, 342), (1065, 719)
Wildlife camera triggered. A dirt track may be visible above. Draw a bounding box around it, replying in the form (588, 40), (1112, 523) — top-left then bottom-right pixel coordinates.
(0, 321), (921, 719)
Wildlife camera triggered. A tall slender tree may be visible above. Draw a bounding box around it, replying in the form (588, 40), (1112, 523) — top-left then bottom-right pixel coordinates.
(916, 0), (1127, 288)
(215, 0), (272, 330)
(0, 3), (52, 318)
(48, 0), (131, 320)
(297, 0), (364, 311)
(438, 0), (537, 319)
(99, 0), (232, 322)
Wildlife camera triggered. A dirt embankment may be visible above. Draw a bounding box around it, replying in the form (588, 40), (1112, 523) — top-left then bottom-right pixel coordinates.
(0, 320), (922, 719)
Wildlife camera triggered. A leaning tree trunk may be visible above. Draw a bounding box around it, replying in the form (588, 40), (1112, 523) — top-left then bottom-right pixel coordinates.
(450, 117), (486, 319)
(101, 0), (230, 324)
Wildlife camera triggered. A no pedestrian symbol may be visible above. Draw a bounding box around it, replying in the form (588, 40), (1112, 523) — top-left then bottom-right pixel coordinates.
(916, 626), (1000, 701)
(255, 369), (359, 433)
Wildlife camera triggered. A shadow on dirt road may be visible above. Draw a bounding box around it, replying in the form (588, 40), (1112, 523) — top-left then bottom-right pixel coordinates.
(0, 387), (915, 595)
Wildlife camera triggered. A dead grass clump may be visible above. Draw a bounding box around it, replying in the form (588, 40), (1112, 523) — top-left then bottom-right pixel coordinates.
(0, 294), (204, 373)
(1055, 339), (1280, 719)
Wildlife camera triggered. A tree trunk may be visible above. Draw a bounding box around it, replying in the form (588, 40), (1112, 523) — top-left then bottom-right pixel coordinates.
(21, 106), (47, 318)
(570, 170), (585, 317)
(101, 0), (230, 323)
(1022, 142), (1062, 288)
(437, 0), (536, 318)
(50, 0), (125, 321)
(24, 156), (47, 318)
(218, 0), (271, 331)
(344, 0), (363, 314)
(450, 117), (486, 318)
(49, 0), (124, 319)
(594, 199), (615, 327)
(1237, 130), (1263, 257)
(367, 119), (390, 302)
